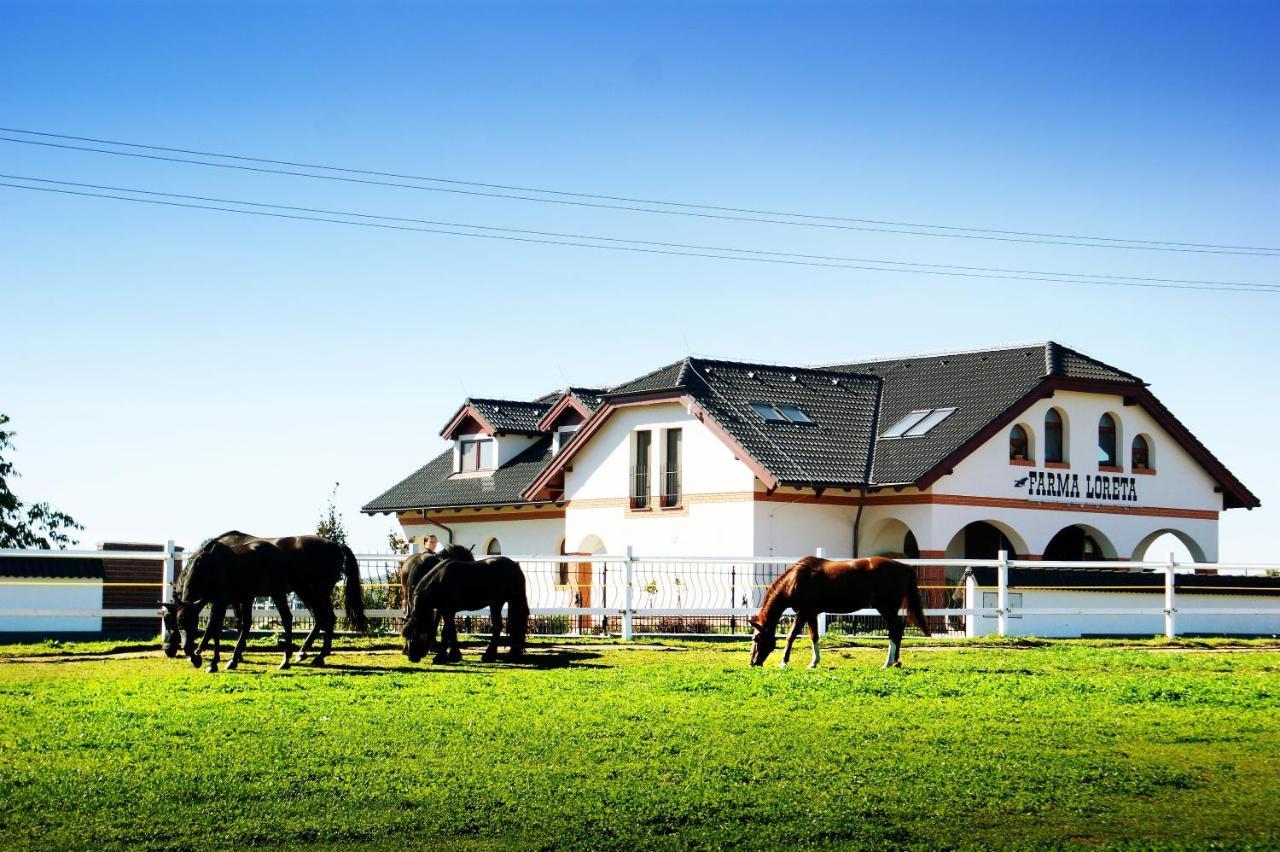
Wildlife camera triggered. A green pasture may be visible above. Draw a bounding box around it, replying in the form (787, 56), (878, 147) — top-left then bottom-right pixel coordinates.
(1, 640), (1277, 850)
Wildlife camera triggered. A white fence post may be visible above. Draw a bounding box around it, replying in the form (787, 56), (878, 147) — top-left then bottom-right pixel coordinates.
(815, 547), (827, 636)
(996, 549), (1010, 637)
(622, 545), (635, 641)
(1165, 552), (1178, 639)
(964, 569), (977, 638)
(160, 539), (175, 640)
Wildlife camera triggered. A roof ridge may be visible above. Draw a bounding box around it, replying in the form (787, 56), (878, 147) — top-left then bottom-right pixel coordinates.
(688, 355), (882, 381)
(1046, 341), (1145, 384)
(816, 340), (1053, 369)
(467, 397), (552, 407)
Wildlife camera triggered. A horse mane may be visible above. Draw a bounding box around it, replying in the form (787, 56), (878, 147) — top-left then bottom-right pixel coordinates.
(436, 543), (474, 563)
(756, 556), (825, 625)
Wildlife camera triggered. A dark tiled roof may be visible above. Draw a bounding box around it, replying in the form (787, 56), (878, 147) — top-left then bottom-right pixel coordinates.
(829, 342), (1145, 485)
(362, 437), (555, 512)
(567, 387), (607, 412)
(0, 555), (105, 579)
(465, 399), (551, 435)
(606, 360), (690, 396)
(678, 359), (881, 487)
(969, 567), (1280, 597)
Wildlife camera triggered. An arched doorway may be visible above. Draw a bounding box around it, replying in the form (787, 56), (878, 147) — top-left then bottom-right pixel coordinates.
(945, 521), (1025, 560)
(1043, 525), (1116, 561)
(1132, 529), (1207, 564)
(864, 518), (920, 558)
(571, 534), (606, 634)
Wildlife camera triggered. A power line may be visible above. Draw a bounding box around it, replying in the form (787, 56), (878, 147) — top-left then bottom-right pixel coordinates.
(5, 173), (1273, 292)
(3, 179), (1274, 295)
(2, 131), (1276, 258)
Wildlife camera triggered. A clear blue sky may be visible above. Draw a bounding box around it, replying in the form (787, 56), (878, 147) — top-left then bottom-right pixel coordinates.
(1, 0), (1276, 559)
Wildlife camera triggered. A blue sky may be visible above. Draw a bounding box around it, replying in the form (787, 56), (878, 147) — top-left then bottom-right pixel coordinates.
(1, 0), (1276, 558)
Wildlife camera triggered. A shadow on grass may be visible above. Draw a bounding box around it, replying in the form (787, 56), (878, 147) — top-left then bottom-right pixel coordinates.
(217, 648), (609, 676)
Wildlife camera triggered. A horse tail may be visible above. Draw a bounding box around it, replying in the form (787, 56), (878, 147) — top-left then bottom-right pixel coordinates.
(341, 545), (369, 633)
(905, 566), (931, 638)
(507, 562), (530, 656)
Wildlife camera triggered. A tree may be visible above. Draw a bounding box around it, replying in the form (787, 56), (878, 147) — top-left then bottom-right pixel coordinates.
(387, 529), (410, 555)
(0, 413), (83, 549)
(315, 481), (347, 546)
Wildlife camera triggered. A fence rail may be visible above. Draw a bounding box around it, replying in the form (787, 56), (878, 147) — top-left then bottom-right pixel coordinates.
(2, 546), (1278, 639)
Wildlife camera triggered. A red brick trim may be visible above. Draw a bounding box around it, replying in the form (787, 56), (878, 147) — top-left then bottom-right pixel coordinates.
(1097, 465), (1124, 473)
(1134, 467), (1157, 476)
(1009, 458), (1035, 467)
(1044, 461), (1070, 470)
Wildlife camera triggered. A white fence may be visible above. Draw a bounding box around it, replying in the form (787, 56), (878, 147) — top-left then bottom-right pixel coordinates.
(1, 545), (1278, 639)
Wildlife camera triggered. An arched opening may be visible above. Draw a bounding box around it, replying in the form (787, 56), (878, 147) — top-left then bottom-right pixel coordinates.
(1042, 524), (1117, 561)
(1098, 413), (1119, 467)
(863, 518), (920, 557)
(1045, 408), (1068, 463)
(1133, 529), (1207, 563)
(485, 537), (501, 556)
(945, 521), (1026, 560)
(1010, 423), (1033, 462)
(1132, 434), (1154, 471)
(571, 534), (607, 633)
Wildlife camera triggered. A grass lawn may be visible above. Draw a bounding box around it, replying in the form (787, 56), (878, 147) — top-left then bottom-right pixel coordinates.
(1, 639), (1277, 849)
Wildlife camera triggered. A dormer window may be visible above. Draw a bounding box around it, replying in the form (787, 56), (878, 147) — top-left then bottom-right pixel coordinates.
(458, 438), (494, 472)
(553, 424), (579, 455)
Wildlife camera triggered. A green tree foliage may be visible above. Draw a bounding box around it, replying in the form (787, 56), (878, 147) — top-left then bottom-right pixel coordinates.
(0, 413), (83, 549)
(315, 481), (347, 546)
(387, 529), (409, 555)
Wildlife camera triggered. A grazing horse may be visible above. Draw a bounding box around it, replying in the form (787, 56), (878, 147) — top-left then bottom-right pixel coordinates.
(169, 530), (368, 667)
(163, 539), (294, 672)
(402, 551), (529, 664)
(749, 556), (930, 669)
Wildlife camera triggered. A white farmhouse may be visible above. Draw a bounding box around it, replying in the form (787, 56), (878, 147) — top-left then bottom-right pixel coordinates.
(364, 342), (1257, 571)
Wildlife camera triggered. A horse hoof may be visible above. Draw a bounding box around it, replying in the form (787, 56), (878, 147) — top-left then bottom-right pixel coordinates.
(778, 661), (788, 668)
(206, 664), (218, 674)
(808, 663), (819, 670)
(226, 660), (239, 671)
(432, 654), (450, 665)
(481, 653), (497, 663)
(189, 654), (202, 669)
(309, 656), (326, 667)
(278, 661), (291, 671)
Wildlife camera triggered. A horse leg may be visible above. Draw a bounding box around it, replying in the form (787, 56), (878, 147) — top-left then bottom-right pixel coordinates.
(807, 615), (821, 669)
(883, 611), (905, 668)
(445, 613), (462, 663)
(482, 607), (503, 663)
(779, 616), (806, 667)
(295, 591), (323, 662)
(273, 589), (294, 670)
(205, 603), (227, 673)
(311, 599), (335, 666)
(226, 601), (251, 670)
(430, 611), (449, 665)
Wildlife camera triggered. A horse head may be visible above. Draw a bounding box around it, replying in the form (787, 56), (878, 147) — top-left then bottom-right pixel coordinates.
(435, 544), (474, 564)
(401, 612), (431, 663)
(161, 601), (181, 658)
(748, 618), (777, 667)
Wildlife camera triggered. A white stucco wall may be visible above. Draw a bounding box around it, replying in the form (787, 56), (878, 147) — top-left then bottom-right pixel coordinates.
(400, 516), (564, 557)
(0, 577), (103, 632)
(562, 402), (758, 557)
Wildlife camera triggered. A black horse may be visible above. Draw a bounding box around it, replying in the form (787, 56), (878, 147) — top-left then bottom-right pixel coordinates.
(167, 530), (368, 667)
(163, 539), (294, 672)
(402, 550), (529, 664)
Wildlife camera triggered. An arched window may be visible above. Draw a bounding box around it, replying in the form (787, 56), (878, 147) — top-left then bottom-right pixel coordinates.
(1098, 414), (1117, 467)
(1009, 424), (1030, 461)
(486, 538), (501, 555)
(1045, 409), (1064, 464)
(1132, 435), (1151, 470)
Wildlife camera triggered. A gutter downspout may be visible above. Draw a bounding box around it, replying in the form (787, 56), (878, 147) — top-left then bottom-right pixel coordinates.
(853, 377), (884, 558)
(421, 510), (455, 545)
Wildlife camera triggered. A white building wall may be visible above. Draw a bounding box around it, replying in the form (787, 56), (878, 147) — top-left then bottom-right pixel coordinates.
(562, 402), (757, 557)
(968, 588), (1280, 637)
(0, 577), (103, 632)
(930, 390), (1221, 560)
(400, 516), (564, 556)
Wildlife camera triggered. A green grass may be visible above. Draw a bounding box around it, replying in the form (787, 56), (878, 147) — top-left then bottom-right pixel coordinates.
(1, 641), (1278, 850)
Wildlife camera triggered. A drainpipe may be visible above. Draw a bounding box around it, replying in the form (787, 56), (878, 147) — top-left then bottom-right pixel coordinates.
(851, 484), (868, 557)
(421, 510), (455, 545)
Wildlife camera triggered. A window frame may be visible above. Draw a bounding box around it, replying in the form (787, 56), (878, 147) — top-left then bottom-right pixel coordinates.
(458, 437), (495, 472)
(1044, 409), (1065, 464)
(660, 428), (682, 509)
(630, 429), (652, 510)
(1098, 413), (1118, 468)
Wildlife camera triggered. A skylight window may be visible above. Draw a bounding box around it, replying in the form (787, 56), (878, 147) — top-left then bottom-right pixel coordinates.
(881, 407), (957, 438)
(749, 402), (815, 425)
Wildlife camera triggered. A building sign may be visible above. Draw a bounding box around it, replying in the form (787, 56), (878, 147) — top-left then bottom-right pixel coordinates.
(1014, 469), (1139, 503)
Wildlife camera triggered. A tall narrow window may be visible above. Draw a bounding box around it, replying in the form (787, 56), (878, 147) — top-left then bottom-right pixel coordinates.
(1098, 414), (1117, 466)
(1132, 435), (1150, 470)
(459, 438), (495, 472)
(661, 428), (682, 508)
(630, 430), (651, 509)
(1045, 409), (1064, 464)
(1009, 425), (1029, 461)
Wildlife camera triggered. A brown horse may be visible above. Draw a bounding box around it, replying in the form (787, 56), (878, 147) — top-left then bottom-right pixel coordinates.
(749, 556), (930, 669)
(171, 530), (368, 666)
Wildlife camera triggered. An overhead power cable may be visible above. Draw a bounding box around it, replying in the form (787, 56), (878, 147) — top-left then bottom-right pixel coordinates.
(4, 173), (1273, 292)
(1, 130), (1276, 257)
(2, 179), (1275, 295)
